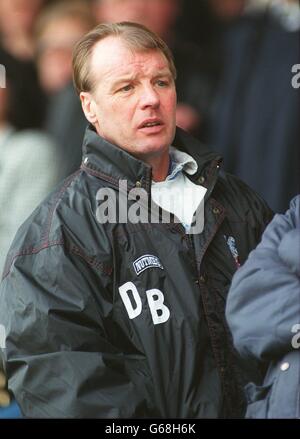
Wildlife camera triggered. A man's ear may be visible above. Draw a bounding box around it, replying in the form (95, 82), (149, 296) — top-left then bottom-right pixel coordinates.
(80, 92), (98, 124)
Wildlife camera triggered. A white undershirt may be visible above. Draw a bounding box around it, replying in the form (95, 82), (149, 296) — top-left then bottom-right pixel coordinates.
(151, 146), (207, 233)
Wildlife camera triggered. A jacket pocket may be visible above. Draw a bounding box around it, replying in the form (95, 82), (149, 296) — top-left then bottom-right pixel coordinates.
(244, 381), (274, 419)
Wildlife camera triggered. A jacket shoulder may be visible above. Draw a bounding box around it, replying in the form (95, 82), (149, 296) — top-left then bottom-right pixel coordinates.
(2, 170), (111, 280)
(215, 171), (274, 225)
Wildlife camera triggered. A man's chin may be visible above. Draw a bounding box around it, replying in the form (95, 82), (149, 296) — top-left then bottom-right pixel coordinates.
(138, 141), (170, 155)
(139, 131), (174, 149)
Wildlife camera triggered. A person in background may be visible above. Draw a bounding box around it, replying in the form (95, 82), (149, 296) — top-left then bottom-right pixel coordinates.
(0, 0), (46, 61)
(226, 195), (300, 418)
(205, 0), (299, 212)
(0, 34), (65, 419)
(31, 0), (94, 175)
(0, 0), (47, 131)
(0, 0), (47, 130)
(34, 0), (94, 96)
(0, 52), (65, 275)
(34, 0), (95, 177)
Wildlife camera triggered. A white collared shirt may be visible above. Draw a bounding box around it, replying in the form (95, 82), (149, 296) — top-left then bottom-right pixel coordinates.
(151, 146), (207, 232)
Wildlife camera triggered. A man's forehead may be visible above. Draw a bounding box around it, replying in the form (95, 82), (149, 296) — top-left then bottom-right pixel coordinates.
(90, 36), (170, 78)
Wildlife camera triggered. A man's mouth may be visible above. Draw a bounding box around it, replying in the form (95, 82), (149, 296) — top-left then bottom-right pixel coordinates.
(138, 119), (163, 129)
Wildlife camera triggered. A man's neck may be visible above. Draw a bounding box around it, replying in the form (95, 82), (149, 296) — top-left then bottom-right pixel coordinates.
(147, 152), (170, 182)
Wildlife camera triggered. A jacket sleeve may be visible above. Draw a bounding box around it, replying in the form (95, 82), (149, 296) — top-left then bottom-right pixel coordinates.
(226, 196), (300, 363)
(0, 243), (150, 418)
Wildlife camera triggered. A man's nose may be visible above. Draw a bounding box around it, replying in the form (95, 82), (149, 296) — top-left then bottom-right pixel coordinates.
(139, 85), (160, 109)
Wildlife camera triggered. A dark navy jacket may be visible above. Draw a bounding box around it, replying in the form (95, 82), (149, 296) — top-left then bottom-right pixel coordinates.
(0, 127), (272, 418)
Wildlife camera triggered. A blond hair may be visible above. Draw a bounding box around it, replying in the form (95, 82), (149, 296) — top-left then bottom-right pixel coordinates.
(72, 21), (177, 95)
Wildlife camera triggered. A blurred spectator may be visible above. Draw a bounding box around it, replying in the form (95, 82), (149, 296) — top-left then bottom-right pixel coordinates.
(0, 51), (65, 275)
(35, 0), (94, 95)
(0, 1), (50, 130)
(93, 0), (218, 137)
(34, 0), (95, 176)
(0, 47), (45, 129)
(0, 42), (65, 418)
(0, 0), (46, 61)
(204, 0), (299, 212)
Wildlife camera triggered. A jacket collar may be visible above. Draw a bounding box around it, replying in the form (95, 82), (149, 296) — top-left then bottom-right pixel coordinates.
(81, 124), (222, 193)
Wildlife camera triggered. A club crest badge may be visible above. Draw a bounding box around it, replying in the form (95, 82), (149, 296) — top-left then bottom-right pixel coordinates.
(224, 235), (241, 268)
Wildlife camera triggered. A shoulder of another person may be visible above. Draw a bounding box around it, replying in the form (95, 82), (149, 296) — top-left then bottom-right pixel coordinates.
(13, 129), (57, 151)
(289, 195), (300, 216)
(5, 130), (60, 173)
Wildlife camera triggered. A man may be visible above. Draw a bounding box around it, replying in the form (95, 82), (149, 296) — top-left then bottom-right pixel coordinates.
(0, 22), (272, 418)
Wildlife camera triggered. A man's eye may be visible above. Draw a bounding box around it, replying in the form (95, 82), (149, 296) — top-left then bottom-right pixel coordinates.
(157, 80), (168, 87)
(120, 84), (133, 92)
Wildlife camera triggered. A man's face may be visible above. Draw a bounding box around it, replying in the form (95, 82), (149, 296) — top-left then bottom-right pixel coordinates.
(80, 37), (177, 163)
